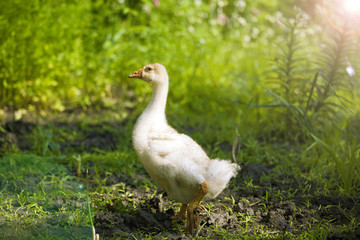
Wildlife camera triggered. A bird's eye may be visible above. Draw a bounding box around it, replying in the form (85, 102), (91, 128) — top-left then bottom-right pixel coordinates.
(146, 67), (153, 71)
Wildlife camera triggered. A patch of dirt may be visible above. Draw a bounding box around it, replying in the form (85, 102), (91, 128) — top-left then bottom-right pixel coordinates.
(0, 120), (36, 152)
(59, 122), (124, 152)
(0, 119), (126, 154)
(92, 165), (360, 239)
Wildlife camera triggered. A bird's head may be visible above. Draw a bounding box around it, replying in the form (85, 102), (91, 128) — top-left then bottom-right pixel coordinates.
(128, 63), (168, 84)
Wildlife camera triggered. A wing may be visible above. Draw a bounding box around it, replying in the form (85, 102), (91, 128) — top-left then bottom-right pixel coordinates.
(148, 131), (183, 157)
(148, 130), (209, 162)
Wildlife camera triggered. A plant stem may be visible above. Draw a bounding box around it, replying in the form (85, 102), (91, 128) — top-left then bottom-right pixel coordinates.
(86, 169), (94, 228)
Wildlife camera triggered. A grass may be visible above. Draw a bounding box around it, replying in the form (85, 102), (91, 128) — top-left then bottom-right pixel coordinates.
(0, 0), (360, 239)
(0, 154), (91, 239)
(1, 113), (359, 239)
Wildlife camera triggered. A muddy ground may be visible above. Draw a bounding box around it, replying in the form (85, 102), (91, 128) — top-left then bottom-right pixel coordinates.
(1, 119), (360, 239)
(91, 166), (360, 239)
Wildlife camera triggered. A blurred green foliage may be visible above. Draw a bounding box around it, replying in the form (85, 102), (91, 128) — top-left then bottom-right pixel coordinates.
(0, 0), (281, 116)
(1, 0), (360, 192)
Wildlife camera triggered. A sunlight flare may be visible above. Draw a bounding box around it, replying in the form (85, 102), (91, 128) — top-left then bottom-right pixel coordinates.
(343, 0), (360, 15)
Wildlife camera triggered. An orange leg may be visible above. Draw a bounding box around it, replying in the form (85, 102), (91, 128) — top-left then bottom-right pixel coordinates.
(185, 181), (209, 233)
(171, 203), (188, 221)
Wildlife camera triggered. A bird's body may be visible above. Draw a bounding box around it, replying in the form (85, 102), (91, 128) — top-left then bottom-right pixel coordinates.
(129, 63), (240, 232)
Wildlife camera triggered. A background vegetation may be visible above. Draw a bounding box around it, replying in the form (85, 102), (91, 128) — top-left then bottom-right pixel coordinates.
(0, 0), (359, 239)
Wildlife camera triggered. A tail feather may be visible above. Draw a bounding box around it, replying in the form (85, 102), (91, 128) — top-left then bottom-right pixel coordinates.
(204, 158), (240, 200)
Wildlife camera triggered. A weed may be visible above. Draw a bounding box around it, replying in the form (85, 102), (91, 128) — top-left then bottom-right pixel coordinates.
(205, 203), (214, 216)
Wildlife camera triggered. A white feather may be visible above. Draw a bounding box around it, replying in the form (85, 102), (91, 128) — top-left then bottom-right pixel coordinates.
(132, 63), (240, 204)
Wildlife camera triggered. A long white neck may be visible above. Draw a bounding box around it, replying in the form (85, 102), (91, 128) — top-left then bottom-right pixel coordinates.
(133, 79), (169, 154)
(135, 77), (168, 128)
(144, 81), (169, 121)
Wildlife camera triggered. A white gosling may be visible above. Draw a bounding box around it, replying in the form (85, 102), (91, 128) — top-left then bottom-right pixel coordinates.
(129, 63), (240, 232)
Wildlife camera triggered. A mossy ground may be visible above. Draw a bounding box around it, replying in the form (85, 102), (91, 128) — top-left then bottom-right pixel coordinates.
(1, 113), (359, 239)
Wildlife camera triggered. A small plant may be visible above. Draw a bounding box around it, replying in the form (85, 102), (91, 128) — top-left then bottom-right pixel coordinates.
(311, 135), (360, 194)
(76, 154), (82, 177)
(205, 203), (214, 216)
(86, 169), (100, 240)
(240, 179), (261, 192)
(27, 126), (60, 156)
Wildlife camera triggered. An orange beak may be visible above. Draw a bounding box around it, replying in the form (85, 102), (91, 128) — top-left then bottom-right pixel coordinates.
(129, 68), (143, 79)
